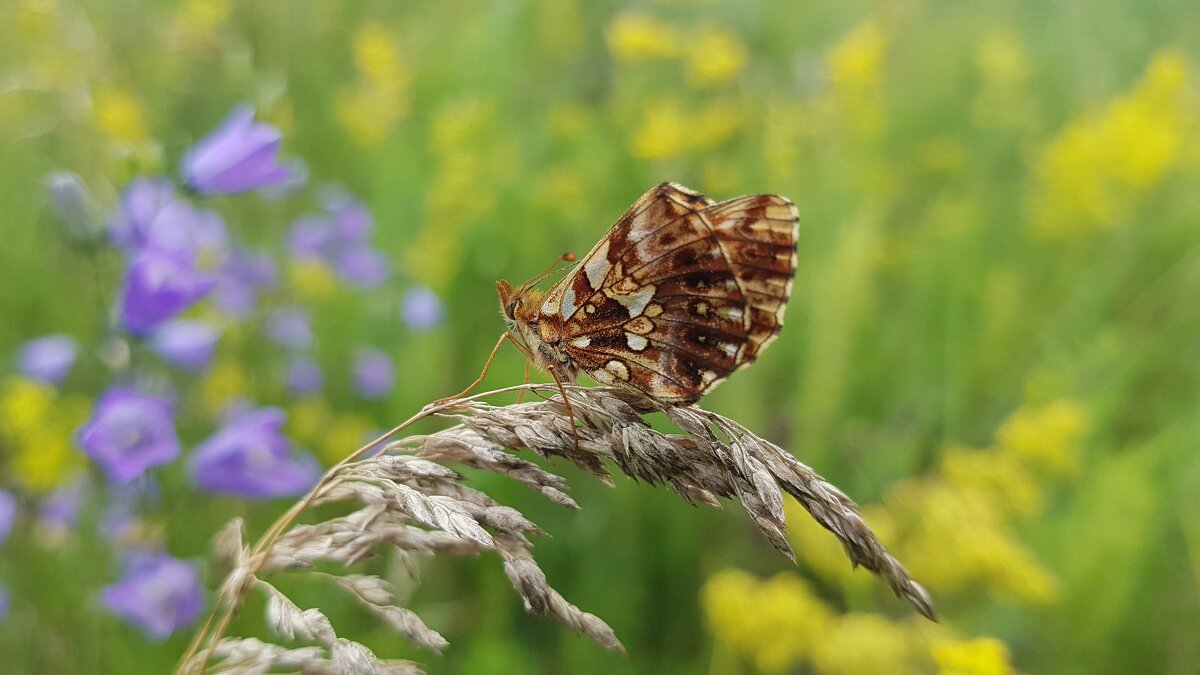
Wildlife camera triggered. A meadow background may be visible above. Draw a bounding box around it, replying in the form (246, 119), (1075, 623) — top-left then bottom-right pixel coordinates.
(1, 0), (1199, 673)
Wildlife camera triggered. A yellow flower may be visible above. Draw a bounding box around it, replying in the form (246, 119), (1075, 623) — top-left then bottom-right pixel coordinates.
(0, 376), (56, 440)
(606, 12), (680, 63)
(826, 19), (889, 140)
(828, 20), (888, 95)
(0, 379), (88, 491)
(684, 26), (748, 86)
(317, 413), (373, 465)
(94, 87), (148, 145)
(336, 21), (409, 147)
(996, 399), (1087, 479)
(933, 637), (1015, 675)
(703, 570), (833, 672)
(810, 613), (924, 675)
(631, 99), (686, 160)
(287, 258), (338, 302)
(199, 358), (249, 417)
(976, 31), (1028, 90)
(689, 100), (742, 150)
(1029, 50), (1189, 237)
(171, 0), (229, 50)
(286, 397), (332, 450)
(940, 445), (1043, 520)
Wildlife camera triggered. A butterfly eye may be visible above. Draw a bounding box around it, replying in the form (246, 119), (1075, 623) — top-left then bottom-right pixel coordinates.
(505, 298), (520, 320)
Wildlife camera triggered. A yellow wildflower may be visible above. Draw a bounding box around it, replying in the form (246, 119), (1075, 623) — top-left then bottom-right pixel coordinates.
(171, 0), (229, 51)
(702, 569), (832, 672)
(689, 99), (742, 150)
(286, 397), (332, 450)
(810, 613), (925, 675)
(93, 87), (148, 145)
(606, 12), (680, 63)
(995, 399), (1087, 479)
(1030, 50), (1189, 237)
(826, 19), (889, 140)
(199, 358), (249, 416)
(288, 258), (338, 302)
(976, 31), (1028, 91)
(940, 445), (1043, 520)
(631, 99), (686, 160)
(933, 637), (1015, 675)
(0, 376), (56, 440)
(828, 20), (888, 95)
(683, 25), (748, 86)
(336, 21), (409, 147)
(0, 379), (88, 491)
(317, 413), (373, 465)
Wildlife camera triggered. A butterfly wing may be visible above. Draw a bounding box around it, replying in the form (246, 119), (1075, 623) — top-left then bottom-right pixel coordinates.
(542, 182), (798, 404)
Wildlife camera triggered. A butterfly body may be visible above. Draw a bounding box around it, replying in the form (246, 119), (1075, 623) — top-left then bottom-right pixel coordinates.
(499, 182), (798, 405)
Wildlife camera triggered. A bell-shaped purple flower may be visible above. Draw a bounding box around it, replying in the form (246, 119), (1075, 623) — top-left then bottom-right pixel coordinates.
(353, 347), (395, 399)
(109, 178), (177, 251)
(267, 307), (313, 351)
(182, 106), (291, 195)
(101, 553), (203, 640)
(38, 476), (87, 540)
(148, 320), (221, 371)
(119, 248), (216, 336)
(190, 407), (320, 498)
(17, 334), (79, 385)
(77, 388), (180, 483)
(285, 357), (323, 395)
(335, 246), (390, 289)
(402, 286), (444, 331)
(213, 249), (276, 318)
(0, 490), (16, 544)
(286, 190), (391, 289)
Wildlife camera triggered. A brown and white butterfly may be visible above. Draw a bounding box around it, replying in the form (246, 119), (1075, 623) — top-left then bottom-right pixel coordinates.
(489, 182), (798, 406)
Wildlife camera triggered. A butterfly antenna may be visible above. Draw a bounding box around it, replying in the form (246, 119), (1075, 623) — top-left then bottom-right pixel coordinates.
(523, 251), (577, 289)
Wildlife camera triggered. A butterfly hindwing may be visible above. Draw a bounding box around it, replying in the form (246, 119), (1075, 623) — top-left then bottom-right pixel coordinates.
(540, 183), (798, 404)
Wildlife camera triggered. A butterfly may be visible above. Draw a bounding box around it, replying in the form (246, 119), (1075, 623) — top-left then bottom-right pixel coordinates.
(491, 182), (798, 406)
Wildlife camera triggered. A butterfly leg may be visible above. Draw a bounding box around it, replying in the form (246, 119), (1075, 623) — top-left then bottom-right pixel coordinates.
(435, 331), (514, 404)
(515, 359), (532, 403)
(546, 364), (582, 454)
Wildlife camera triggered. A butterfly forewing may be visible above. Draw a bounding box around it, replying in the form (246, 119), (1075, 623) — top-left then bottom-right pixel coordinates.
(538, 182), (798, 404)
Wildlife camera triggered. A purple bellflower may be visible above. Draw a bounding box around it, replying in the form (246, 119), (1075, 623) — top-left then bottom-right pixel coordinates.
(182, 106), (291, 195)
(148, 320), (221, 371)
(190, 407), (320, 498)
(38, 476), (87, 540)
(402, 286), (444, 331)
(285, 357), (323, 395)
(17, 334), (79, 385)
(77, 388), (180, 483)
(213, 249), (276, 318)
(119, 248), (216, 336)
(267, 307), (313, 351)
(101, 553), (203, 640)
(286, 190), (391, 289)
(352, 347), (395, 399)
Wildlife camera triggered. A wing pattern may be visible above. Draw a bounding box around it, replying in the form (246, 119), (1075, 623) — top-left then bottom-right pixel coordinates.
(539, 182), (798, 404)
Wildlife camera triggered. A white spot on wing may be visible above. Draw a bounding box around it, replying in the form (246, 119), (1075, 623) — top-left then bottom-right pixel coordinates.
(614, 285), (656, 317)
(585, 239), (611, 289)
(626, 333), (648, 351)
(571, 336), (591, 348)
(605, 360), (630, 381)
(722, 343), (738, 357)
(561, 288), (576, 318)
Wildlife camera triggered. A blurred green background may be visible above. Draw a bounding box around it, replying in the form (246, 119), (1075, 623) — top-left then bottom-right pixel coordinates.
(2, 0), (1199, 673)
